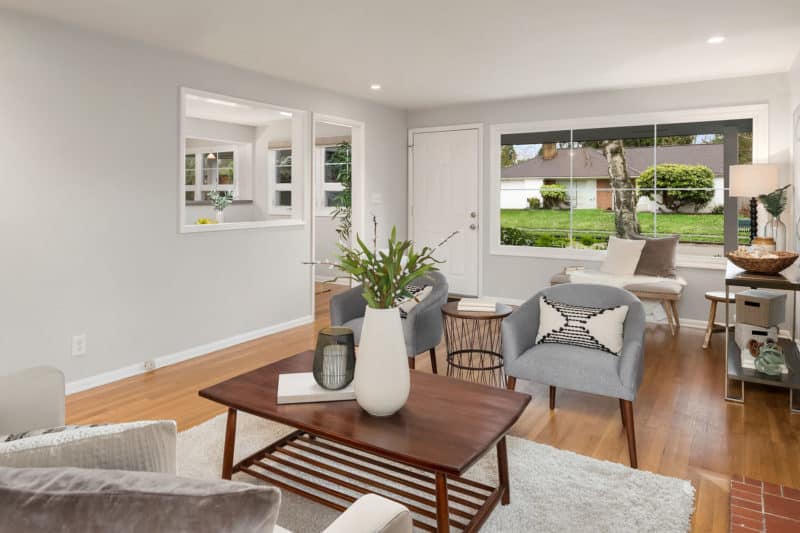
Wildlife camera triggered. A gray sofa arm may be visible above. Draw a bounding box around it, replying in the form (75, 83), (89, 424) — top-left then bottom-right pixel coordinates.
(330, 285), (368, 326)
(322, 494), (412, 533)
(0, 366), (65, 435)
(501, 296), (540, 364)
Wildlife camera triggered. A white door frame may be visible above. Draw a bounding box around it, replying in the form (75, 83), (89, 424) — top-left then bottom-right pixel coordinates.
(310, 113), (366, 312)
(408, 123), (484, 297)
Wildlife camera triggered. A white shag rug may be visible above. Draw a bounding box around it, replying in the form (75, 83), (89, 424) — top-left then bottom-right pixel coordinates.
(177, 413), (695, 533)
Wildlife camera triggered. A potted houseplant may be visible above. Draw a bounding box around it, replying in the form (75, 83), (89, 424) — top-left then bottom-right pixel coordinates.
(207, 188), (237, 223)
(322, 221), (455, 416)
(759, 184), (791, 250)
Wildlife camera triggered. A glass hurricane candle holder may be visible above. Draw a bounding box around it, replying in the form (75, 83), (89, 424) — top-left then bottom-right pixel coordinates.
(313, 327), (356, 390)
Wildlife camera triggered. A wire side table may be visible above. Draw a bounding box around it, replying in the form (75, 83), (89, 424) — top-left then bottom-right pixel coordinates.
(441, 301), (514, 388)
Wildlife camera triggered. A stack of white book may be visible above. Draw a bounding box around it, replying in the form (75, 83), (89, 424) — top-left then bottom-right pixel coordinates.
(457, 298), (497, 312)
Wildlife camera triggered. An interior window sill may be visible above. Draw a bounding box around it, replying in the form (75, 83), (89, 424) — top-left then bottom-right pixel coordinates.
(185, 200), (254, 206)
(490, 244), (727, 271)
(180, 219), (304, 233)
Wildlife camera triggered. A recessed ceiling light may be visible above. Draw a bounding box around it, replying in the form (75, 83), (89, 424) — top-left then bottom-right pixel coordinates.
(279, 111), (293, 117)
(370, 83), (382, 91)
(707, 35), (725, 44)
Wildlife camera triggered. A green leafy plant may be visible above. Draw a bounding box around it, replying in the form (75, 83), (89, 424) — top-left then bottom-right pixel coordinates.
(207, 188), (237, 211)
(759, 184), (791, 218)
(329, 142), (352, 241)
(540, 184), (568, 209)
(637, 164), (714, 212)
(526, 197), (541, 209)
(319, 218), (457, 309)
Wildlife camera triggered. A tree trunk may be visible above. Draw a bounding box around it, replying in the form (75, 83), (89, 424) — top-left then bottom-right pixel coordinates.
(602, 140), (640, 238)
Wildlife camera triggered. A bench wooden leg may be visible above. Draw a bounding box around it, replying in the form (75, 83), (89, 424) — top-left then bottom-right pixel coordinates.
(662, 300), (676, 336)
(703, 300), (718, 349)
(670, 300), (680, 329)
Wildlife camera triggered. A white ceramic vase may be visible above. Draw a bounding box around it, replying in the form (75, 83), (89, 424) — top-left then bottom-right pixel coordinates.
(215, 209), (224, 223)
(354, 306), (410, 417)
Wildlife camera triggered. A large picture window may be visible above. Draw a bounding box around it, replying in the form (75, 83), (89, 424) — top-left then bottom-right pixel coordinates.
(495, 113), (760, 262)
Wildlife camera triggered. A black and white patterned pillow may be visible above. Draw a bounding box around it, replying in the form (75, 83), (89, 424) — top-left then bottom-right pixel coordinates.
(398, 284), (431, 319)
(1, 424), (106, 443)
(535, 297), (629, 355)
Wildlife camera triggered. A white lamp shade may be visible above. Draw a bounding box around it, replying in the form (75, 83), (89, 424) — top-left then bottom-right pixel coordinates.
(729, 164), (780, 197)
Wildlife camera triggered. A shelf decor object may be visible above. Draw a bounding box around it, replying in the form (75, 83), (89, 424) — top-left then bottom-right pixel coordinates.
(755, 343), (786, 377)
(729, 164), (780, 244)
(312, 327), (355, 390)
(726, 250), (798, 274)
(759, 184), (791, 250)
(724, 261), (800, 413)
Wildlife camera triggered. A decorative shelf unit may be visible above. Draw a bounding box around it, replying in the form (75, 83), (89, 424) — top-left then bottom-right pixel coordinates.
(725, 262), (800, 413)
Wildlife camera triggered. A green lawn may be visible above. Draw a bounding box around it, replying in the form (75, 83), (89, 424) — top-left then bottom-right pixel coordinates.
(500, 208), (728, 244)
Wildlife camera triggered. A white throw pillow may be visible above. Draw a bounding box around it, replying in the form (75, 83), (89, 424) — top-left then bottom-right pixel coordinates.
(536, 297), (629, 355)
(600, 236), (647, 276)
(0, 420), (177, 473)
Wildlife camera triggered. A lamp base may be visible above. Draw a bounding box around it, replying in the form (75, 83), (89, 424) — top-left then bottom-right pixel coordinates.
(749, 197), (758, 244)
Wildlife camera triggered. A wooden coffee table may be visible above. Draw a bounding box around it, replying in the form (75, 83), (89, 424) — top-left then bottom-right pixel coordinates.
(199, 351), (531, 532)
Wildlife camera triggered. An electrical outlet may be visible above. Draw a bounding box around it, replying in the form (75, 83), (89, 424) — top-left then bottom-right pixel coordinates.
(143, 359), (156, 372)
(71, 334), (87, 357)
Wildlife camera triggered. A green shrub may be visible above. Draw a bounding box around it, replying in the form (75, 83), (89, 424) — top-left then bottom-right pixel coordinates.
(500, 227), (568, 248)
(638, 164), (714, 212)
(527, 197), (541, 209)
(710, 204), (724, 215)
(540, 184), (568, 209)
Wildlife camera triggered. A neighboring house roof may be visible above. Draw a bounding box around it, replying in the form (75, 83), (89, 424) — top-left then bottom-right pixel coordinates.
(501, 143), (724, 179)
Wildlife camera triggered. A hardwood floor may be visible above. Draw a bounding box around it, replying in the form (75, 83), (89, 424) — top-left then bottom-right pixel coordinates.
(67, 285), (800, 533)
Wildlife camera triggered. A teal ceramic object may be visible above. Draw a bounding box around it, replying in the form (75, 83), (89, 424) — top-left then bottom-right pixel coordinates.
(754, 343), (785, 376)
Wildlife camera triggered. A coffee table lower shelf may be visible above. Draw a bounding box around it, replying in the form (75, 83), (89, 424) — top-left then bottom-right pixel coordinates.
(232, 429), (504, 532)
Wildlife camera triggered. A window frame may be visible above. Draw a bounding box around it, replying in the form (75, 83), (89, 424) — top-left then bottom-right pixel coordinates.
(489, 104), (769, 270)
(184, 144), (238, 203)
(268, 148), (294, 215)
(314, 144), (349, 217)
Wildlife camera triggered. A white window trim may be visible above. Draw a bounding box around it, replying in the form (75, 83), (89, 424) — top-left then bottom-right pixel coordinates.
(489, 104), (769, 270)
(178, 87), (309, 234)
(185, 144), (238, 202)
(314, 144), (347, 217)
(268, 148), (293, 216)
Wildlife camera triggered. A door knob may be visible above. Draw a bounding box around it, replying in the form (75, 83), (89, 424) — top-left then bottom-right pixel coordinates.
(470, 211), (477, 218)
(470, 224), (477, 230)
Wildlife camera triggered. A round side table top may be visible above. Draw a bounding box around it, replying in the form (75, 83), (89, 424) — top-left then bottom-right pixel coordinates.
(705, 291), (736, 302)
(441, 301), (514, 319)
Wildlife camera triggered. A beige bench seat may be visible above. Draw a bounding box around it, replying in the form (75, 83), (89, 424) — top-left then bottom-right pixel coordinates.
(550, 272), (686, 335)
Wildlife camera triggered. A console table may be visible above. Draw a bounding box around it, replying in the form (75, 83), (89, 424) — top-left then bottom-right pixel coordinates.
(725, 262), (800, 413)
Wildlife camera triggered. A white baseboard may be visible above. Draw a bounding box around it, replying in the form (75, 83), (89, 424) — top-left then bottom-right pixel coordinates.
(66, 314), (314, 395)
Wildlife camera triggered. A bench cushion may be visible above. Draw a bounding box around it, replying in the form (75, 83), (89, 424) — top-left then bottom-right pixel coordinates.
(550, 273), (684, 296)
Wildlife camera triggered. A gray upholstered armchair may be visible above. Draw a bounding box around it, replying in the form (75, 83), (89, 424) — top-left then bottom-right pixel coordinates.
(330, 272), (448, 373)
(502, 283), (646, 468)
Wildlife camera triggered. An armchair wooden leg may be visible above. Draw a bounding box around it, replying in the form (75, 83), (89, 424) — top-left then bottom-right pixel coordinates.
(620, 400), (638, 468)
(619, 399), (626, 428)
(506, 376), (516, 391)
(429, 348), (438, 375)
(408, 357), (415, 370)
(549, 386), (556, 410)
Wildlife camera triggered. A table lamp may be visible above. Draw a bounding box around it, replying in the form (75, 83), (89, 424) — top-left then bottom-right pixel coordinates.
(729, 164), (780, 243)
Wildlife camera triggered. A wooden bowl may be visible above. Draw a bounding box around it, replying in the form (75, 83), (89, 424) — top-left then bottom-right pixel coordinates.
(726, 251), (799, 275)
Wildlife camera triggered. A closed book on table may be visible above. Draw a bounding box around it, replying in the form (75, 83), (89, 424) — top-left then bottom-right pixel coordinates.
(735, 290), (786, 328)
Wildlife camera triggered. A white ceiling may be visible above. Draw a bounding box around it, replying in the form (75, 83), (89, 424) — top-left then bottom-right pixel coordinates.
(4, 0), (800, 109)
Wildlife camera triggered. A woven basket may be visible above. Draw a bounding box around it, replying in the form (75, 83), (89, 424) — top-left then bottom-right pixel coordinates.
(726, 251), (799, 274)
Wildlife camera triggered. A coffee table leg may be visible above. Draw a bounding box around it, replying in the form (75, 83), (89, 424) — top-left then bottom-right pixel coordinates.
(497, 436), (510, 505)
(435, 472), (450, 532)
(222, 408), (237, 480)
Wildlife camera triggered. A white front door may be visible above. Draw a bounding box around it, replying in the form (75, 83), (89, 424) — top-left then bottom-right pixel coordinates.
(410, 127), (480, 296)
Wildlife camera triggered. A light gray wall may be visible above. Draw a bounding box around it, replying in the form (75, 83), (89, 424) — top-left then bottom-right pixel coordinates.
(408, 73), (793, 322)
(0, 9), (407, 382)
